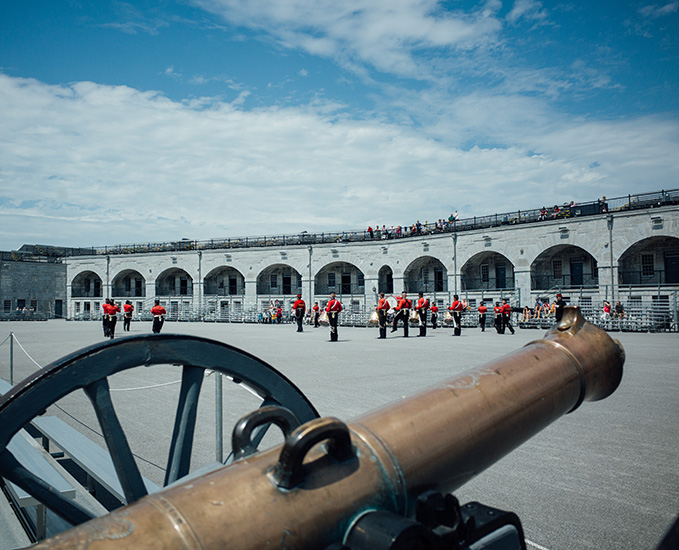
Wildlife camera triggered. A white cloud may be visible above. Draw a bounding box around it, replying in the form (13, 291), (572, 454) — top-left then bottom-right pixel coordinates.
(1, 72), (677, 250)
(639, 2), (679, 19)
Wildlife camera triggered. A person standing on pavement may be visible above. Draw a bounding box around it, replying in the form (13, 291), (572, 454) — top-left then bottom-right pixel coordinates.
(292, 294), (306, 333)
(325, 293), (343, 342)
(449, 295), (463, 336)
(477, 301), (488, 332)
(494, 302), (504, 334)
(415, 292), (429, 337)
(123, 300), (134, 332)
(376, 292), (391, 339)
(430, 300), (439, 329)
(312, 302), (320, 327)
(107, 299), (121, 339)
(501, 298), (515, 334)
(151, 299), (166, 334)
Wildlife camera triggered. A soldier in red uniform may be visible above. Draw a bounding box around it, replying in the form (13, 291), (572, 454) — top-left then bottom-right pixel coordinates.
(391, 292), (411, 337)
(415, 292), (429, 337)
(107, 299), (121, 339)
(493, 302), (504, 334)
(312, 302), (320, 327)
(292, 294), (306, 333)
(430, 300), (439, 329)
(449, 294), (463, 336)
(325, 293), (343, 342)
(501, 298), (515, 334)
(123, 300), (134, 332)
(376, 292), (391, 339)
(102, 299), (111, 337)
(151, 299), (167, 334)
(477, 301), (488, 332)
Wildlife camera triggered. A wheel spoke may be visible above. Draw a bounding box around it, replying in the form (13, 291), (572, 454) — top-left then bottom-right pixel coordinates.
(164, 366), (204, 485)
(84, 379), (148, 503)
(0, 448), (95, 525)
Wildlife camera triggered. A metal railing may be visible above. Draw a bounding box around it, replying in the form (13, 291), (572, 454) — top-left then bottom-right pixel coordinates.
(19, 188), (677, 258)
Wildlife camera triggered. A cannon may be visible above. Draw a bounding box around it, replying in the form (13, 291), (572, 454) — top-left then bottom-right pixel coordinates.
(0, 307), (624, 549)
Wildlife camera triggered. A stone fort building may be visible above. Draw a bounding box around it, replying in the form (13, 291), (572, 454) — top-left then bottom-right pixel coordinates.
(2, 189), (678, 326)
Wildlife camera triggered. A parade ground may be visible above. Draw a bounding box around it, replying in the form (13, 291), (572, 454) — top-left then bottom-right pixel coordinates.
(0, 319), (677, 550)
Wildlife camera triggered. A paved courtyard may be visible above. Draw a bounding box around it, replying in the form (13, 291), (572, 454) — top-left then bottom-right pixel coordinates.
(0, 319), (677, 550)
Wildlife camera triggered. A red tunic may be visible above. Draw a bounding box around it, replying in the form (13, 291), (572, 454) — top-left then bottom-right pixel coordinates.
(449, 300), (463, 311)
(501, 303), (512, 315)
(123, 304), (134, 314)
(416, 298), (429, 310)
(325, 299), (343, 313)
(377, 298), (390, 311)
(478, 305), (488, 314)
(292, 299), (306, 312)
(430, 305), (439, 313)
(151, 305), (166, 316)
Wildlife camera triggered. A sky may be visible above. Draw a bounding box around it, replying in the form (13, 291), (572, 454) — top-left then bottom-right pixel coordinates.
(0, 0), (678, 250)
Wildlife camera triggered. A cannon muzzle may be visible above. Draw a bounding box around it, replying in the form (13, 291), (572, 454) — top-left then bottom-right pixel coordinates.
(36, 307), (623, 549)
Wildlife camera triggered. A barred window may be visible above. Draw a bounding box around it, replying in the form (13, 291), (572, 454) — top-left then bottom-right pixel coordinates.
(552, 259), (562, 279)
(357, 273), (365, 287)
(328, 273), (336, 287)
(270, 274), (277, 289)
(641, 254), (654, 277)
(4, 300), (10, 313)
(480, 265), (489, 283)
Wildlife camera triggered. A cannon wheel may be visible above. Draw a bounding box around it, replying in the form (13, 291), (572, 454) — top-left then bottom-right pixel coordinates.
(0, 334), (319, 527)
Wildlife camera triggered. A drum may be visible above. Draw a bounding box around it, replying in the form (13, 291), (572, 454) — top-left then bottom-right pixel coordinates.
(319, 311), (329, 327)
(368, 311), (379, 327)
(409, 309), (419, 326)
(443, 311), (455, 325)
(386, 296), (398, 310)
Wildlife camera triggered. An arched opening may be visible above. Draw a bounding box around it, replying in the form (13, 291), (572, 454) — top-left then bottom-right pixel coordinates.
(531, 245), (598, 290)
(461, 252), (514, 291)
(314, 262), (365, 298)
(618, 236), (679, 285)
(204, 267), (246, 296)
(155, 268), (193, 296)
(403, 256), (447, 294)
(111, 269), (146, 298)
(71, 271), (103, 298)
(378, 265), (394, 295)
(257, 264), (303, 300)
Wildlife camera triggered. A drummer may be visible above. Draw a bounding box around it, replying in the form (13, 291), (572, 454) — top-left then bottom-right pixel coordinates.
(391, 292), (411, 337)
(325, 293), (343, 342)
(376, 292), (390, 339)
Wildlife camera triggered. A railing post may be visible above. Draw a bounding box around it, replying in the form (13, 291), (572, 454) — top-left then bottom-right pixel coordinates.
(9, 332), (14, 385)
(215, 373), (223, 463)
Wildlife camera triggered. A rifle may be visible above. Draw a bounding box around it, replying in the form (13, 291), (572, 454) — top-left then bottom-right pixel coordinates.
(34, 307), (623, 549)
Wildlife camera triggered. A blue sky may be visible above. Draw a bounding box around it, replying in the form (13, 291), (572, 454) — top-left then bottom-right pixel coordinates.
(1, 0), (677, 250)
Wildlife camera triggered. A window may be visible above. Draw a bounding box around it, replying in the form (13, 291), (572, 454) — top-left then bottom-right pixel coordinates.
(229, 276), (237, 295)
(352, 300), (360, 314)
(328, 273), (336, 288)
(137, 301), (143, 312)
(641, 254), (654, 277)
(3, 300), (10, 313)
(591, 258), (598, 280)
(297, 274), (303, 288)
(270, 274), (278, 289)
(30, 300), (37, 311)
(422, 268), (429, 286)
(357, 273), (365, 287)
(552, 259), (562, 279)
(480, 265), (489, 283)
(75, 302), (81, 314)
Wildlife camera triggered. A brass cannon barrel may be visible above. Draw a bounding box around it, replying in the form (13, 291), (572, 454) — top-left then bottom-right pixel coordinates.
(38, 307), (623, 549)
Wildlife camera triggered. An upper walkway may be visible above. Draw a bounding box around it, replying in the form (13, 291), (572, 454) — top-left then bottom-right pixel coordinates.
(11, 188), (679, 259)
